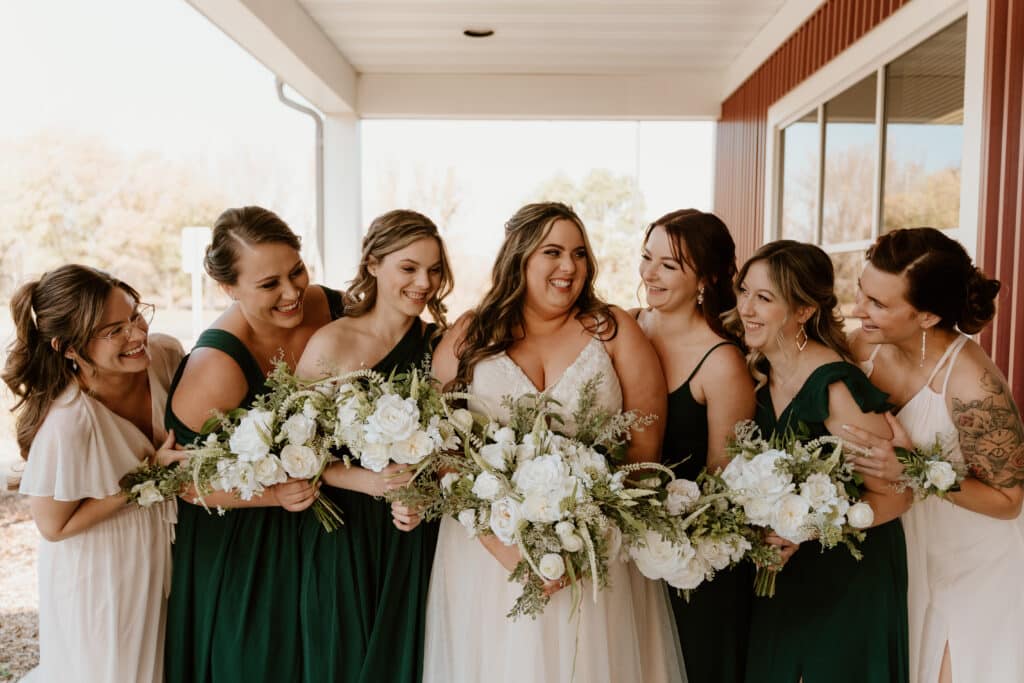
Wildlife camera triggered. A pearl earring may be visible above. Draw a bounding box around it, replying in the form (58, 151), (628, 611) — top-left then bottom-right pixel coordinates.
(696, 287), (704, 306)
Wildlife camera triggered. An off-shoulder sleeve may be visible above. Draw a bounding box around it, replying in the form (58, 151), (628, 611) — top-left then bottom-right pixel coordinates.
(19, 391), (134, 500)
(791, 362), (890, 425)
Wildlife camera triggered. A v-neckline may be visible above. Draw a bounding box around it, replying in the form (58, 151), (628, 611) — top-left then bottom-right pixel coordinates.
(503, 337), (597, 394)
(765, 361), (848, 425)
(82, 364), (160, 460)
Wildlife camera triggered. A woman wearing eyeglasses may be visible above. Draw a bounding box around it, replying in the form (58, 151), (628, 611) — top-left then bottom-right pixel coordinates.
(3, 264), (185, 682)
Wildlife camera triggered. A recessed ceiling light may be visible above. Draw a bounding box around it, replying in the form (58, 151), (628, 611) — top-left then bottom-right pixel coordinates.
(463, 28), (495, 38)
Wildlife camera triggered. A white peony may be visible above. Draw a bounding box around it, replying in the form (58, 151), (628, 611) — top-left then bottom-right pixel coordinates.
(555, 521), (584, 552)
(489, 497), (521, 545)
(131, 480), (163, 507)
(391, 430), (434, 465)
(280, 444), (322, 479)
(471, 471), (503, 501)
(743, 496), (775, 526)
(458, 509), (478, 537)
(282, 412), (316, 447)
(480, 443), (513, 472)
(230, 409), (275, 462)
(629, 530), (695, 581)
(449, 408), (474, 434)
(440, 472), (460, 493)
(520, 491), (566, 523)
(358, 442), (391, 473)
(799, 472), (838, 511)
(253, 454), (288, 486)
(512, 454), (573, 495)
(847, 501), (875, 529)
(666, 556), (709, 590)
(665, 479), (701, 515)
(771, 493), (812, 543)
(539, 553), (566, 581)
(695, 537), (733, 571)
(925, 460), (957, 491)
(365, 394), (420, 444)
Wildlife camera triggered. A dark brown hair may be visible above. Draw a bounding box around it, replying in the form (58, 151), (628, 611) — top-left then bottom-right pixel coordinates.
(204, 206), (302, 285)
(345, 210), (453, 327)
(2, 265), (140, 458)
(724, 240), (849, 387)
(453, 202), (616, 389)
(644, 209), (740, 342)
(866, 227), (1000, 334)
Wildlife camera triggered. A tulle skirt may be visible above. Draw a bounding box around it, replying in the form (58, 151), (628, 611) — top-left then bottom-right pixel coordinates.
(423, 516), (687, 683)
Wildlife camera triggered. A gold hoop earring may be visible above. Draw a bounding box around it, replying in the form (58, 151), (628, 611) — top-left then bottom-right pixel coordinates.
(696, 287), (704, 306)
(920, 329), (927, 368)
(795, 324), (808, 352)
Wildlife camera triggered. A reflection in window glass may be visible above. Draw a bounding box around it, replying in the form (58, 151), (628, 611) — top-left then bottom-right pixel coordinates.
(883, 18), (965, 232)
(822, 74), (877, 245)
(830, 250), (865, 319)
(780, 110), (818, 243)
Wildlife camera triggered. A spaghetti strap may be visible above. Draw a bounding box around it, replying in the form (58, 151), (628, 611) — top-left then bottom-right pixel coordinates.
(939, 335), (970, 396)
(925, 334), (967, 388)
(682, 341), (735, 386)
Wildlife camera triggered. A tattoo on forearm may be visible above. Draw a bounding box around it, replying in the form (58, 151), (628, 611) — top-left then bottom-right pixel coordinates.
(952, 372), (1024, 488)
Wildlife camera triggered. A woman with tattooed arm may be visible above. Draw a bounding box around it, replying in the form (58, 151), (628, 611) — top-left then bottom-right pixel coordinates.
(844, 228), (1024, 683)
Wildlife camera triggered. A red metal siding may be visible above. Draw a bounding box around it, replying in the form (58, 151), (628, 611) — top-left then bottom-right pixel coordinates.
(978, 0), (1024, 402)
(714, 0), (1024, 403)
(714, 0), (909, 260)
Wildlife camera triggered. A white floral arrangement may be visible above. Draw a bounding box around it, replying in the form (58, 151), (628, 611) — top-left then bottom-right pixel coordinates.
(722, 420), (875, 596)
(892, 437), (965, 499)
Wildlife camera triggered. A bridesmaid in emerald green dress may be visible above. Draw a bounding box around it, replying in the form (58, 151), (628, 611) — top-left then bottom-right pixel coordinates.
(294, 210), (452, 683)
(726, 240), (910, 683)
(164, 206), (345, 683)
(633, 210), (755, 683)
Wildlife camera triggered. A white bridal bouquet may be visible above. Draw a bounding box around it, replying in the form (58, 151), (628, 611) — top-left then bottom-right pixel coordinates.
(722, 420), (875, 597)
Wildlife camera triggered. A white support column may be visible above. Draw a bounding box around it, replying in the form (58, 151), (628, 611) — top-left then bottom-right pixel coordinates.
(322, 113), (363, 288)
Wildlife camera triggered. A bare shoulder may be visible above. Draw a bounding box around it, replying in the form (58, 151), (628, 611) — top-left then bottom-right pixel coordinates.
(296, 318), (363, 379)
(945, 338), (1008, 400)
(603, 306), (649, 351)
(439, 312), (475, 353)
(171, 345), (250, 431)
(847, 328), (876, 363)
(699, 342), (750, 386)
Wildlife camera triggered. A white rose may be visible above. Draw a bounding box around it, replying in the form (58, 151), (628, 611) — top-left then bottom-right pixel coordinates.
(458, 508), (478, 537)
(771, 493), (811, 543)
(282, 412), (316, 447)
(449, 409), (474, 434)
(743, 496), (775, 526)
(695, 537), (733, 571)
(665, 479), (701, 515)
(515, 442), (537, 463)
(480, 443), (512, 472)
(666, 556), (709, 590)
(233, 461), (259, 500)
(440, 472), (460, 493)
(280, 444), (322, 479)
(489, 497), (521, 545)
(131, 480), (163, 507)
(555, 521), (584, 552)
(520, 491), (566, 523)
(747, 450), (795, 498)
(720, 455), (749, 491)
(471, 471), (503, 501)
(493, 426), (517, 444)
(392, 431), (435, 465)
(253, 454), (288, 486)
(539, 553), (566, 581)
(629, 530), (695, 581)
(847, 501), (875, 529)
(925, 460), (957, 491)
(358, 443), (391, 473)
(229, 409), (275, 461)
(799, 472), (838, 511)
(366, 394), (420, 444)
(512, 454), (573, 495)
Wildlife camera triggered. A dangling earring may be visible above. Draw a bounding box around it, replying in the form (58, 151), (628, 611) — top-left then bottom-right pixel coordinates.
(71, 358), (78, 373)
(696, 287), (704, 306)
(795, 324), (808, 352)
(919, 329), (927, 368)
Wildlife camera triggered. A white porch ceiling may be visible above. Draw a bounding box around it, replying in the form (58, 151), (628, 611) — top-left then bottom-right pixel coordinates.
(187, 0), (827, 118)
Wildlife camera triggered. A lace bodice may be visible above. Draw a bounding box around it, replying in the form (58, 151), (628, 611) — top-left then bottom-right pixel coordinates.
(467, 336), (623, 435)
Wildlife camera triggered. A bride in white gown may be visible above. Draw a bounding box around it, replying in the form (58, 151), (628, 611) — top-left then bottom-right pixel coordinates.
(845, 228), (1024, 683)
(423, 202), (687, 683)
